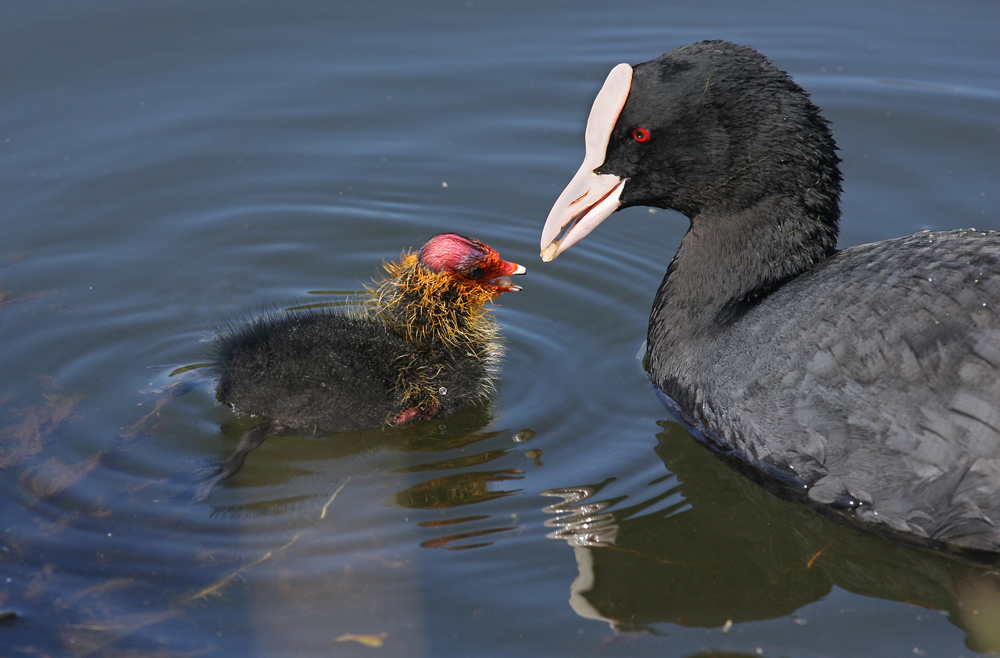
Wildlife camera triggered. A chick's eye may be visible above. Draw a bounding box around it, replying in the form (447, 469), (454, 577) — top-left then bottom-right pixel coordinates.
(631, 127), (650, 142)
(465, 266), (484, 280)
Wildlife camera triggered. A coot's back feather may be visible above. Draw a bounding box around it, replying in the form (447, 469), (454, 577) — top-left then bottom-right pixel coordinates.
(672, 231), (1000, 551)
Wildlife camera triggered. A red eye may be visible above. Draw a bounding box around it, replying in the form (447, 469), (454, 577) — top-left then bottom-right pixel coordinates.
(631, 127), (650, 142)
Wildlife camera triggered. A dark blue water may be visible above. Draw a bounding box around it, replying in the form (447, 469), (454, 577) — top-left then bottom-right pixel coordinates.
(1, 1), (998, 656)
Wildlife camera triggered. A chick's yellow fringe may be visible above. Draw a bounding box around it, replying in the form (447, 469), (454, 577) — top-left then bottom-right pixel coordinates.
(363, 252), (504, 415)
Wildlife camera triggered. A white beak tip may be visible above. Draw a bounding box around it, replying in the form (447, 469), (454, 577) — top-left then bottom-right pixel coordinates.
(540, 242), (560, 262)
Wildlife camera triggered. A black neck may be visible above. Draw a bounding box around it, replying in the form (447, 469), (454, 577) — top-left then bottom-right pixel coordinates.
(648, 193), (838, 365)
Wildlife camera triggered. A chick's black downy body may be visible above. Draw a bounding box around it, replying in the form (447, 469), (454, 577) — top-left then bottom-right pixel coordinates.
(215, 310), (482, 433)
(200, 233), (525, 497)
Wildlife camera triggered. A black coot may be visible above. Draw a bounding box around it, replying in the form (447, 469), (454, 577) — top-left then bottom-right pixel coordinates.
(540, 41), (1000, 555)
(201, 233), (525, 496)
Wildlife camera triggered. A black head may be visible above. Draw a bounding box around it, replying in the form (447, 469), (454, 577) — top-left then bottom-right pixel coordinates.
(608, 41), (841, 218)
(541, 41), (841, 261)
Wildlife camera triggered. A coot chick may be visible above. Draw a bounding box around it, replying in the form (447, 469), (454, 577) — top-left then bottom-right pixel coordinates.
(540, 41), (1000, 555)
(203, 233), (525, 495)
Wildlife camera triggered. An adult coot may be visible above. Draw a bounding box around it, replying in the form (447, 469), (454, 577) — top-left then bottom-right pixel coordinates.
(540, 41), (1000, 555)
(203, 233), (525, 495)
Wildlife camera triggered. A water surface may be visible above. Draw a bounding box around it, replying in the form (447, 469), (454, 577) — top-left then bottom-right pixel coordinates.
(1, 1), (999, 656)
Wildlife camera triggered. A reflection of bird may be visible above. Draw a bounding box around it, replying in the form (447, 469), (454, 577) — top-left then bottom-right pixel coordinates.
(200, 233), (525, 495)
(544, 422), (1000, 648)
(541, 40), (1000, 554)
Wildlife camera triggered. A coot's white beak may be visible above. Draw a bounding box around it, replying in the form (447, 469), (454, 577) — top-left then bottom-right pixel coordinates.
(541, 63), (633, 262)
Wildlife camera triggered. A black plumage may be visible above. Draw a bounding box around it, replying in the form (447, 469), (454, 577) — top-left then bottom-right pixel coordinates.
(198, 233), (524, 497)
(541, 41), (1000, 555)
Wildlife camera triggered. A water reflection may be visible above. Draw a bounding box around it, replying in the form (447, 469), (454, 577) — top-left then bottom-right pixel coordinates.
(392, 424), (525, 550)
(0, 368), (539, 654)
(189, 396), (521, 504)
(178, 377), (533, 553)
(544, 420), (1000, 652)
(395, 469), (523, 509)
(542, 481), (621, 547)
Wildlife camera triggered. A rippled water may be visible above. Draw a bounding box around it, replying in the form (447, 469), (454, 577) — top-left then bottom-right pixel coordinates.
(2, 1), (998, 656)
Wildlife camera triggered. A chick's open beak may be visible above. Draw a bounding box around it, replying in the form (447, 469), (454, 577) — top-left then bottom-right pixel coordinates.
(490, 260), (526, 292)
